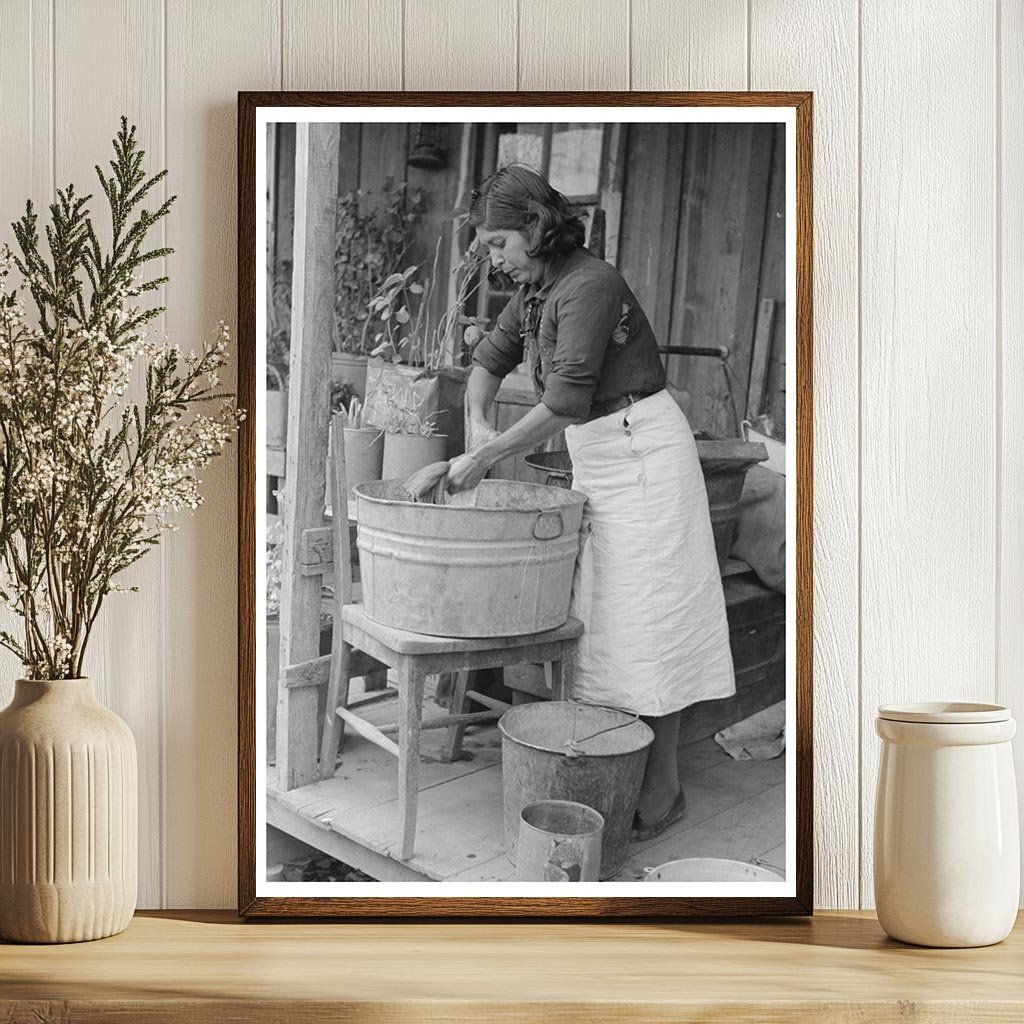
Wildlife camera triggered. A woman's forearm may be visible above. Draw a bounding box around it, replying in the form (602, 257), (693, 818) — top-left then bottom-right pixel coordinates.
(466, 365), (503, 421)
(472, 402), (575, 471)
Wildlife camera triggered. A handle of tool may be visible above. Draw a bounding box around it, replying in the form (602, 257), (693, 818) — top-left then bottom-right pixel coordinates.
(658, 345), (730, 360)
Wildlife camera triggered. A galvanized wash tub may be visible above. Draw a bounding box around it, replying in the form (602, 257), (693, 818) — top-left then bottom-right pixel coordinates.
(355, 479), (587, 637)
(644, 857), (784, 883)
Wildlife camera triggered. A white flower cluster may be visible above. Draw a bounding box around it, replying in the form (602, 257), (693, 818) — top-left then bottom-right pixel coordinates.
(0, 244), (242, 677)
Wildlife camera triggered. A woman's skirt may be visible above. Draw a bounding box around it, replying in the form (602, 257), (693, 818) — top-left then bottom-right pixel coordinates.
(564, 389), (736, 717)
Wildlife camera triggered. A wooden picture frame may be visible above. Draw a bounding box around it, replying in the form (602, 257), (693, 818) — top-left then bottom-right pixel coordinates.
(238, 91), (813, 917)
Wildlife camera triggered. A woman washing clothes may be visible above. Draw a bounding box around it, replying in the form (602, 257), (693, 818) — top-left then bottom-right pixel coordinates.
(435, 165), (735, 841)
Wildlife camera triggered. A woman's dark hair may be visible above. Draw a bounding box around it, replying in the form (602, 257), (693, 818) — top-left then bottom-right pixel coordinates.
(468, 164), (586, 259)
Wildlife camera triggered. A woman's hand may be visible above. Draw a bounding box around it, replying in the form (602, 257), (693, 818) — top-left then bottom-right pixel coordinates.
(446, 452), (488, 493)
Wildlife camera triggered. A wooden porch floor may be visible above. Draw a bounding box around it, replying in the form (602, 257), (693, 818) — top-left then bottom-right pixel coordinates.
(267, 686), (786, 884)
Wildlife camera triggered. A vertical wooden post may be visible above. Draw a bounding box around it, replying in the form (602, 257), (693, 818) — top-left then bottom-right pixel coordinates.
(273, 124), (296, 273)
(277, 122), (339, 791)
(318, 414), (354, 781)
(745, 298), (777, 422)
(266, 123), (276, 276)
(599, 122), (627, 267)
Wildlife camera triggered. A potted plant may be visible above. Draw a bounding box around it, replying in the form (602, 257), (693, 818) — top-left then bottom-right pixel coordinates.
(332, 183), (425, 399)
(362, 230), (490, 461)
(331, 395), (383, 505)
(372, 379), (447, 481)
(322, 383), (384, 510)
(0, 119), (241, 943)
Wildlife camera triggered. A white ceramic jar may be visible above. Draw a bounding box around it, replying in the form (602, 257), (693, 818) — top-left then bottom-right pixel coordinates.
(874, 702), (1019, 947)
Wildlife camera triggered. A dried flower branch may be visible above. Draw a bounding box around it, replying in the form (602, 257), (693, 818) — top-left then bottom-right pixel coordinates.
(0, 117), (242, 680)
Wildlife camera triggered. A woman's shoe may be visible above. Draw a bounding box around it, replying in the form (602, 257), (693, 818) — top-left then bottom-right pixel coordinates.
(630, 788), (687, 842)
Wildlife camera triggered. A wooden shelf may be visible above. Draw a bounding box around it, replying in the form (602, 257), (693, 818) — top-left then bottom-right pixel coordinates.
(2, 910), (1022, 1021)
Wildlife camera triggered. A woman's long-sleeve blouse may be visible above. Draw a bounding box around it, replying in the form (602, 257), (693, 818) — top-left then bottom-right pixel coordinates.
(471, 247), (666, 422)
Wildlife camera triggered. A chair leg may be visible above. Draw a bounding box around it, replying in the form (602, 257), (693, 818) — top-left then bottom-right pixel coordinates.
(318, 636), (353, 781)
(364, 668), (388, 692)
(441, 670), (472, 763)
(548, 649), (573, 701)
(396, 659), (427, 861)
(544, 655), (569, 704)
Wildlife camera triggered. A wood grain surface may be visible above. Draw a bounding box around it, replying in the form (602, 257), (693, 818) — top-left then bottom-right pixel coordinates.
(164, 0), (280, 909)
(48, 0), (168, 912)
(283, 0), (402, 91)
(519, 0), (629, 91)
(858, 3), (998, 909)
(405, 0), (517, 91)
(750, 0), (860, 913)
(632, 0), (747, 91)
(1000, 0), (1024, 911)
(1, 911), (1023, 1023)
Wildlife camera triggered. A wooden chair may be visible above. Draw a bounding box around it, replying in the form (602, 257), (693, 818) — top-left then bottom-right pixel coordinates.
(318, 414), (583, 861)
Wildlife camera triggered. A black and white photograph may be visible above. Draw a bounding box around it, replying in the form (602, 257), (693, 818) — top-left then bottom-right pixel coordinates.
(243, 97), (809, 913)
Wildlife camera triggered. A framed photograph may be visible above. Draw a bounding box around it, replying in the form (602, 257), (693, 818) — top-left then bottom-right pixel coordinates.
(238, 91), (812, 917)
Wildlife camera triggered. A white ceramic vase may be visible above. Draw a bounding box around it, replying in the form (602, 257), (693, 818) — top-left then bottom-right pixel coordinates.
(0, 678), (137, 943)
(874, 702), (1019, 947)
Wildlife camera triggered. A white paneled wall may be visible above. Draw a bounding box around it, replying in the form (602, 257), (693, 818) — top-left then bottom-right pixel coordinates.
(0, 0), (1017, 910)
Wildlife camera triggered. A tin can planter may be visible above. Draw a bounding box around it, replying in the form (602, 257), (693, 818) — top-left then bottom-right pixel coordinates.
(266, 390), (287, 448)
(342, 426), (384, 500)
(0, 678), (137, 943)
(266, 365), (288, 448)
(874, 702), (1019, 947)
(324, 426), (385, 512)
(381, 432), (447, 482)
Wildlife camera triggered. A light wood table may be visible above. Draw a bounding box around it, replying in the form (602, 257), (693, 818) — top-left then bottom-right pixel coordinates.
(1, 910), (1021, 1022)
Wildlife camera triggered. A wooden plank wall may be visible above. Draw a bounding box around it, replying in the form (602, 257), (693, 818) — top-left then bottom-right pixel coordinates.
(618, 122), (781, 437)
(0, 0), (1016, 912)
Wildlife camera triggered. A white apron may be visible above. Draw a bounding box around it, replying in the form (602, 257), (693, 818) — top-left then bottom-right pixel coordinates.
(564, 390), (736, 717)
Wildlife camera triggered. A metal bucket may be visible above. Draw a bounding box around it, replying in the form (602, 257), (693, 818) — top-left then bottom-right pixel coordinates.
(355, 479), (586, 637)
(499, 701), (654, 879)
(515, 800), (604, 882)
(644, 858), (784, 882)
(524, 450), (574, 488)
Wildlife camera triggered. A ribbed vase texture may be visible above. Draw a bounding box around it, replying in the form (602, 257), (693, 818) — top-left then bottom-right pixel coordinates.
(0, 678), (137, 943)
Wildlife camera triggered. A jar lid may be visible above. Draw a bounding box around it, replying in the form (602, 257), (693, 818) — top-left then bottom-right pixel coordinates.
(877, 701), (1011, 724)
